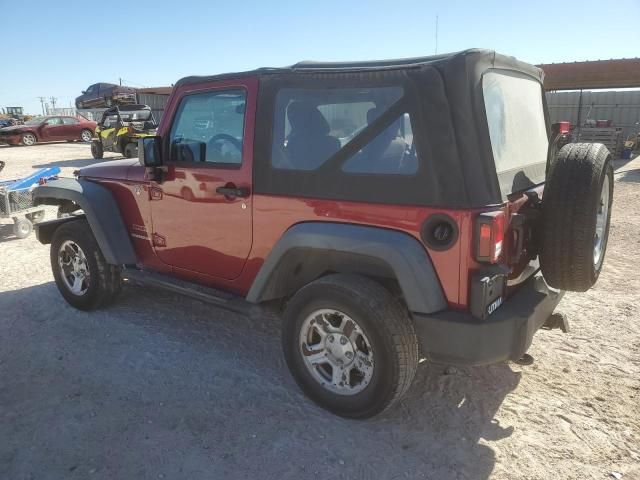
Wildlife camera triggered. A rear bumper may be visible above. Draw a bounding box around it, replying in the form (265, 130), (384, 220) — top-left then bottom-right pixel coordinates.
(413, 273), (564, 366)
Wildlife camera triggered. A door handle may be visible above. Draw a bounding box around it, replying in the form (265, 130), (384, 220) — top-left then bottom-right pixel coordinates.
(216, 186), (250, 198)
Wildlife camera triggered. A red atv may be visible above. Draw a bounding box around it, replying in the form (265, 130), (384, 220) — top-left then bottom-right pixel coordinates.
(34, 49), (613, 418)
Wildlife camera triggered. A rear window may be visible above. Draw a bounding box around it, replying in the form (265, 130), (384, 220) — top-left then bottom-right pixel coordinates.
(483, 71), (548, 197)
(271, 86), (417, 175)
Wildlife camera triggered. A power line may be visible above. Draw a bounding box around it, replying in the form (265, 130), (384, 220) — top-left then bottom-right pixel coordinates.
(37, 97), (46, 115)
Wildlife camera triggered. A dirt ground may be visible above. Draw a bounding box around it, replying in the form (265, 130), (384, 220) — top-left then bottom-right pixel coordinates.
(0, 142), (638, 480)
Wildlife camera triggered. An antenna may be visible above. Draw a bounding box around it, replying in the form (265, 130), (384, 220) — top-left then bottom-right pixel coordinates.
(435, 15), (439, 54)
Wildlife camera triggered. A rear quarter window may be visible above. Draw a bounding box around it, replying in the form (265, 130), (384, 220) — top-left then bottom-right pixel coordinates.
(483, 70), (548, 198)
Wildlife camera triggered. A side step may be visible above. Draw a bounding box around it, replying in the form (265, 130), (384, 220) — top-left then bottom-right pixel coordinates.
(122, 268), (254, 315)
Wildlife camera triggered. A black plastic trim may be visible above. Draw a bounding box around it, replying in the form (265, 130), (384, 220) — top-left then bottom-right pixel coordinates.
(246, 222), (447, 314)
(412, 273), (564, 365)
(33, 178), (137, 265)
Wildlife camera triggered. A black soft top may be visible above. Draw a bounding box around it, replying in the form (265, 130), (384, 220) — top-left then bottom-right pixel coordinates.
(176, 50), (547, 208)
(175, 49), (543, 88)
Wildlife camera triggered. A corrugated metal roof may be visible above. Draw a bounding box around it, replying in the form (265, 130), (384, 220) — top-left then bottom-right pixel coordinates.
(539, 58), (640, 90)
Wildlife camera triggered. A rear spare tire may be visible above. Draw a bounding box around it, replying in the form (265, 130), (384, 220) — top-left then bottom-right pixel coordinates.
(540, 143), (613, 292)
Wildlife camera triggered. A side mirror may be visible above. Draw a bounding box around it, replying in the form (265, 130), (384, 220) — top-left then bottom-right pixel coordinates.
(138, 136), (162, 167)
(81, 90), (87, 94)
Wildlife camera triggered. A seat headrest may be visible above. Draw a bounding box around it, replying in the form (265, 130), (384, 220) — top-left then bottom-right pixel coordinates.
(287, 101), (330, 135)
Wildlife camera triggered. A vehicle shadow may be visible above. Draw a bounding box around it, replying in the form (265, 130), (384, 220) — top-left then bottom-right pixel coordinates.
(616, 167), (640, 183)
(0, 282), (519, 480)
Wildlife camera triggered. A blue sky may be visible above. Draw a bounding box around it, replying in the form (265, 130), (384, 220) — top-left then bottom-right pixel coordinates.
(1, 0), (639, 115)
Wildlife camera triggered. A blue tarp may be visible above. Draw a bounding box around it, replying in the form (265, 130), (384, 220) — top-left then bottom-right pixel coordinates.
(1, 167), (61, 191)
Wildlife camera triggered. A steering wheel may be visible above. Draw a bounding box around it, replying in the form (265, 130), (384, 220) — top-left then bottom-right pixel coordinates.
(208, 133), (242, 152)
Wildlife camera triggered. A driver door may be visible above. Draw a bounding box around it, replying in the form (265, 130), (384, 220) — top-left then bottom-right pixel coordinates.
(148, 79), (256, 280)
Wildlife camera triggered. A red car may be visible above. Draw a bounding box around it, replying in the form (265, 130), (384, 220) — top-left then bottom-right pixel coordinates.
(34, 49), (613, 418)
(0, 116), (96, 146)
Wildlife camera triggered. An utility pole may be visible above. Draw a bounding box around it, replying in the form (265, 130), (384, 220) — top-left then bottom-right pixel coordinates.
(49, 96), (57, 110)
(37, 96), (46, 115)
(119, 78), (122, 86)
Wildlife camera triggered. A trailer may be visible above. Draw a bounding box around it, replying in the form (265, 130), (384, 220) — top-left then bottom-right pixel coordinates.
(0, 167), (61, 238)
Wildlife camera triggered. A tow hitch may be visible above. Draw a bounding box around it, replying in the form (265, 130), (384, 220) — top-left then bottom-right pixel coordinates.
(542, 312), (570, 333)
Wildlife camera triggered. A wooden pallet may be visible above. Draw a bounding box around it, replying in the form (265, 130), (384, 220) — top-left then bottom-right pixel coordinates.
(577, 127), (624, 157)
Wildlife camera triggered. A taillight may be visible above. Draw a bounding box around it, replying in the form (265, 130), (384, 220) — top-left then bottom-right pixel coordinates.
(476, 211), (505, 263)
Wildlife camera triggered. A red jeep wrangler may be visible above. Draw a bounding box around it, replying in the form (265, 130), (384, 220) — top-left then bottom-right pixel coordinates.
(34, 49), (613, 418)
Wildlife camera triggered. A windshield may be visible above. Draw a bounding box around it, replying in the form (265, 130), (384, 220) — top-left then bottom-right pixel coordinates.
(483, 70), (548, 198)
(25, 117), (46, 125)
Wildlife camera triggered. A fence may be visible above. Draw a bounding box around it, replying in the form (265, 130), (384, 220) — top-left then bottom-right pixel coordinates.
(546, 90), (640, 140)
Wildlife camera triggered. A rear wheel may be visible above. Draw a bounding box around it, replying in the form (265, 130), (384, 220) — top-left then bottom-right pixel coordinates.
(282, 274), (419, 418)
(123, 142), (137, 158)
(21, 133), (36, 146)
(540, 143), (614, 291)
(50, 219), (121, 310)
(80, 129), (93, 143)
(91, 140), (104, 159)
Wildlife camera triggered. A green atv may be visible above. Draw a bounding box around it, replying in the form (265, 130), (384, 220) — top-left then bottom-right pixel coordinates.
(91, 104), (157, 159)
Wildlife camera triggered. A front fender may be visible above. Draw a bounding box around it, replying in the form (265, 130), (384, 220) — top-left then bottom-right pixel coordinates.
(246, 222), (447, 314)
(33, 178), (137, 265)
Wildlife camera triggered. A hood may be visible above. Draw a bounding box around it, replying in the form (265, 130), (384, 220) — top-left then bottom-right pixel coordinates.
(79, 158), (140, 180)
(0, 125), (29, 133)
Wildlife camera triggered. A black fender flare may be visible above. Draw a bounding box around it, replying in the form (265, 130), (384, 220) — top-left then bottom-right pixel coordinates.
(246, 222), (447, 314)
(33, 178), (137, 265)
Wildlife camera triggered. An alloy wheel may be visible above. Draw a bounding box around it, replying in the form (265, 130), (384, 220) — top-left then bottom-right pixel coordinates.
(58, 240), (90, 296)
(593, 174), (611, 267)
(22, 133), (36, 146)
(299, 309), (374, 395)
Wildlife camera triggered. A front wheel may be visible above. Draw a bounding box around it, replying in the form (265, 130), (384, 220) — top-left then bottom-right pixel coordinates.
(90, 140), (104, 159)
(21, 133), (36, 146)
(282, 274), (419, 418)
(50, 219), (121, 310)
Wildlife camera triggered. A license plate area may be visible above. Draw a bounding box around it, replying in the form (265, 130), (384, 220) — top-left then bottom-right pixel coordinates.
(470, 271), (506, 320)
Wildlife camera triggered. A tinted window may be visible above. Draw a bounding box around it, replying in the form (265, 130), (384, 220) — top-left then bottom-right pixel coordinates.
(483, 71), (548, 197)
(342, 113), (416, 175)
(271, 87), (404, 171)
(169, 89), (246, 165)
(62, 117), (79, 125)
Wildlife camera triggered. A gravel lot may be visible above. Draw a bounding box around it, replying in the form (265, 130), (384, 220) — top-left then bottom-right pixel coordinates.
(1, 143), (639, 480)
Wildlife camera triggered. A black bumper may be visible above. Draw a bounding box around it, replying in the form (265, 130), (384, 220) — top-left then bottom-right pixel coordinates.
(413, 273), (564, 366)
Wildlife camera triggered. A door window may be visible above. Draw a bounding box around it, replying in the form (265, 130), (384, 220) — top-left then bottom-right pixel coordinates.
(45, 118), (62, 126)
(62, 117), (79, 125)
(169, 89), (246, 165)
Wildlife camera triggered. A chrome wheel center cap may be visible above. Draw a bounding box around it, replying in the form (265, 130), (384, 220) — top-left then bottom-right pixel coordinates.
(325, 334), (355, 366)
